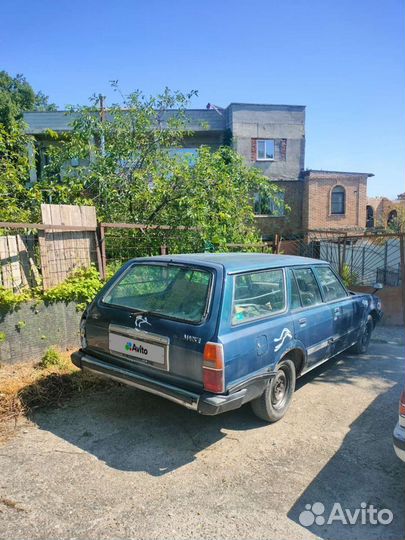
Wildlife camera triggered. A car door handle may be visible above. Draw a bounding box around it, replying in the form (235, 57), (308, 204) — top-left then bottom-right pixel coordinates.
(334, 307), (341, 316)
(298, 318), (307, 327)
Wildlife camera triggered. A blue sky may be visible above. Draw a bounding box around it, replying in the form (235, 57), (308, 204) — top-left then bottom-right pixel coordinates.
(2, 0), (404, 197)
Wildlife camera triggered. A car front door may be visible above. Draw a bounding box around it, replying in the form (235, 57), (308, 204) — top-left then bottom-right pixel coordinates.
(289, 267), (334, 370)
(313, 265), (355, 356)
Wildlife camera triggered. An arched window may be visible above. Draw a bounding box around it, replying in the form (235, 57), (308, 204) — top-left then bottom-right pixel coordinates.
(387, 209), (397, 226)
(331, 186), (345, 215)
(366, 205), (374, 228)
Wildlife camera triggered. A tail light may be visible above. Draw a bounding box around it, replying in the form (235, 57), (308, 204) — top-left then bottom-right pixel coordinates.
(203, 342), (224, 393)
(399, 388), (405, 417)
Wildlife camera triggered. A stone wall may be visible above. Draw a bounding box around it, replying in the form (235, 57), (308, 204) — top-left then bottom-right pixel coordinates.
(0, 301), (82, 365)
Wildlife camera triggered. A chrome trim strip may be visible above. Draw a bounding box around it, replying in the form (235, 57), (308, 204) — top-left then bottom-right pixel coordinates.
(307, 339), (329, 355)
(109, 323), (170, 345)
(81, 355), (199, 411)
(300, 341), (357, 376)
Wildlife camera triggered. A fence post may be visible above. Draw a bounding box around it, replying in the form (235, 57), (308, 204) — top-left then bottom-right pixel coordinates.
(399, 234), (405, 328)
(160, 245), (168, 255)
(273, 234), (280, 254)
(98, 224), (107, 280)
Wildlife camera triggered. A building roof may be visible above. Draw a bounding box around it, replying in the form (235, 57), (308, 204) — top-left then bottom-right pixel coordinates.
(22, 103), (307, 135)
(303, 169), (374, 178)
(134, 253), (325, 273)
(23, 109), (226, 134)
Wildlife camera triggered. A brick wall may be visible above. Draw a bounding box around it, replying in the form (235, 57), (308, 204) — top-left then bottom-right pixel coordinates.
(255, 180), (304, 238)
(302, 171), (369, 230)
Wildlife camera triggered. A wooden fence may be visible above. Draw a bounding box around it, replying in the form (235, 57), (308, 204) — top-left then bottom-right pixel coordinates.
(0, 204), (201, 291)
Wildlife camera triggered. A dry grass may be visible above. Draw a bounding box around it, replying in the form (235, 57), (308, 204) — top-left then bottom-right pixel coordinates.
(0, 350), (116, 442)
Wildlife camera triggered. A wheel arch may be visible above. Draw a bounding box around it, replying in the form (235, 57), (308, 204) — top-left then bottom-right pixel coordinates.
(279, 347), (306, 377)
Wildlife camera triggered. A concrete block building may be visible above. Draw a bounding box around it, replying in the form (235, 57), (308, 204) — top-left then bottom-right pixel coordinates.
(23, 103), (374, 237)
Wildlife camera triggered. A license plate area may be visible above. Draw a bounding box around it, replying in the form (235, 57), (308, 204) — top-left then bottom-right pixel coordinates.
(108, 324), (169, 371)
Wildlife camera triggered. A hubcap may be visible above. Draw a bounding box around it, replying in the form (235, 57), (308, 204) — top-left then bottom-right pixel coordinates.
(271, 371), (288, 409)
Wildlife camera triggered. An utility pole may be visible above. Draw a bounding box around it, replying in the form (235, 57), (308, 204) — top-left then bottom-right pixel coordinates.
(99, 94), (106, 157)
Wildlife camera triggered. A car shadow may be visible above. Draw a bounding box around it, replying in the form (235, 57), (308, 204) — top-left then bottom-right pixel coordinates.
(29, 381), (266, 476)
(28, 343), (404, 479)
(288, 381), (405, 539)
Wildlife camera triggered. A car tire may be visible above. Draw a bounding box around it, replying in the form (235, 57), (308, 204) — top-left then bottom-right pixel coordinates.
(251, 359), (296, 422)
(351, 316), (373, 354)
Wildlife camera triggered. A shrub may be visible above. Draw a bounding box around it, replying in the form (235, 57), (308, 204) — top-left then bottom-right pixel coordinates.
(39, 347), (64, 369)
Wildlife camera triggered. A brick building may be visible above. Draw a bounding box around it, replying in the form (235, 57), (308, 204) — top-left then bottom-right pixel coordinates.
(366, 194), (405, 229)
(23, 103), (374, 237)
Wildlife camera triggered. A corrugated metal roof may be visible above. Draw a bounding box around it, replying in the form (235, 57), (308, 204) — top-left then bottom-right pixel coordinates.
(23, 109), (226, 134)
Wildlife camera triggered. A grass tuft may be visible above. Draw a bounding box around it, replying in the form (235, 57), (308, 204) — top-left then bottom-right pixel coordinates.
(0, 350), (117, 442)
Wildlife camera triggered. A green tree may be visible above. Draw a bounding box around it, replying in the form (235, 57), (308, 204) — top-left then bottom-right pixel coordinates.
(0, 71), (56, 128)
(42, 86), (284, 247)
(0, 122), (39, 221)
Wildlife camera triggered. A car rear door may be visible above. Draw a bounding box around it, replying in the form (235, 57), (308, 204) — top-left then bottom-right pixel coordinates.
(290, 267), (334, 370)
(313, 265), (355, 355)
(219, 267), (294, 386)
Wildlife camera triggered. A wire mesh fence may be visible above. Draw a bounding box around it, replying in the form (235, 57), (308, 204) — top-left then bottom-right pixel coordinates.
(101, 224), (205, 275)
(0, 228), (41, 290)
(0, 223), (101, 292)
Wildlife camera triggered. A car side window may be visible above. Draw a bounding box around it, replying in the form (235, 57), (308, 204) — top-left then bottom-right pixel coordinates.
(289, 270), (302, 310)
(293, 268), (322, 307)
(232, 269), (285, 324)
(314, 266), (347, 302)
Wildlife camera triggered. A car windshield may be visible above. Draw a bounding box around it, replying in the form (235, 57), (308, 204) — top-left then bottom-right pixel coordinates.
(103, 263), (212, 323)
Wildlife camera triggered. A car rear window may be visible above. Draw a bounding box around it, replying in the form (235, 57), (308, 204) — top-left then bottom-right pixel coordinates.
(103, 264), (212, 323)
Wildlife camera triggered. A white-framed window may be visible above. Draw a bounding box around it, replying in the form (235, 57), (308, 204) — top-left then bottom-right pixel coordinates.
(254, 191), (285, 216)
(257, 139), (275, 161)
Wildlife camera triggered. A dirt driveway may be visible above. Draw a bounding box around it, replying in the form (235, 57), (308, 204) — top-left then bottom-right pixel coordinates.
(0, 339), (404, 540)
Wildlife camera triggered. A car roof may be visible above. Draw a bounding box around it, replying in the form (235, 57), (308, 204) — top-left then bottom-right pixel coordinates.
(134, 253), (327, 273)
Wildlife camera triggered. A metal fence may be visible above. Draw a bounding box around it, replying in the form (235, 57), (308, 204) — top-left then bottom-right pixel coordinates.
(1, 208), (404, 295)
(275, 230), (403, 287)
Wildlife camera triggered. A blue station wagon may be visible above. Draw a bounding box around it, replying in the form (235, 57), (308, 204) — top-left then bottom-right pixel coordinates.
(72, 254), (383, 422)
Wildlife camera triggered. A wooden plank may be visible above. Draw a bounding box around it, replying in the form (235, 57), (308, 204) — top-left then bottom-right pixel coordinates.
(49, 204), (65, 287)
(16, 235), (40, 287)
(0, 236), (13, 289)
(40, 204), (56, 288)
(6, 235), (23, 289)
(0, 222), (97, 231)
(61, 204), (77, 275)
(38, 231), (51, 289)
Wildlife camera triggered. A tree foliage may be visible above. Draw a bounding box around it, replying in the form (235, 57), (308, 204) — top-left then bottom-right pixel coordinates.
(0, 122), (38, 221)
(0, 71), (56, 128)
(41, 86), (284, 247)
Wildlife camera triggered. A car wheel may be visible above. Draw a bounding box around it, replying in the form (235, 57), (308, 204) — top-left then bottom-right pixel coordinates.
(251, 359), (296, 422)
(351, 316), (373, 354)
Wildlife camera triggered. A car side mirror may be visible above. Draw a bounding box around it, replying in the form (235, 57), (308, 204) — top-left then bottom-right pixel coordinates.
(372, 283), (383, 293)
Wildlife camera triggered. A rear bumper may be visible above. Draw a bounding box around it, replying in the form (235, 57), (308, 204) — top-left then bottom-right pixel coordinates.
(72, 350), (268, 416)
(393, 420), (405, 462)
